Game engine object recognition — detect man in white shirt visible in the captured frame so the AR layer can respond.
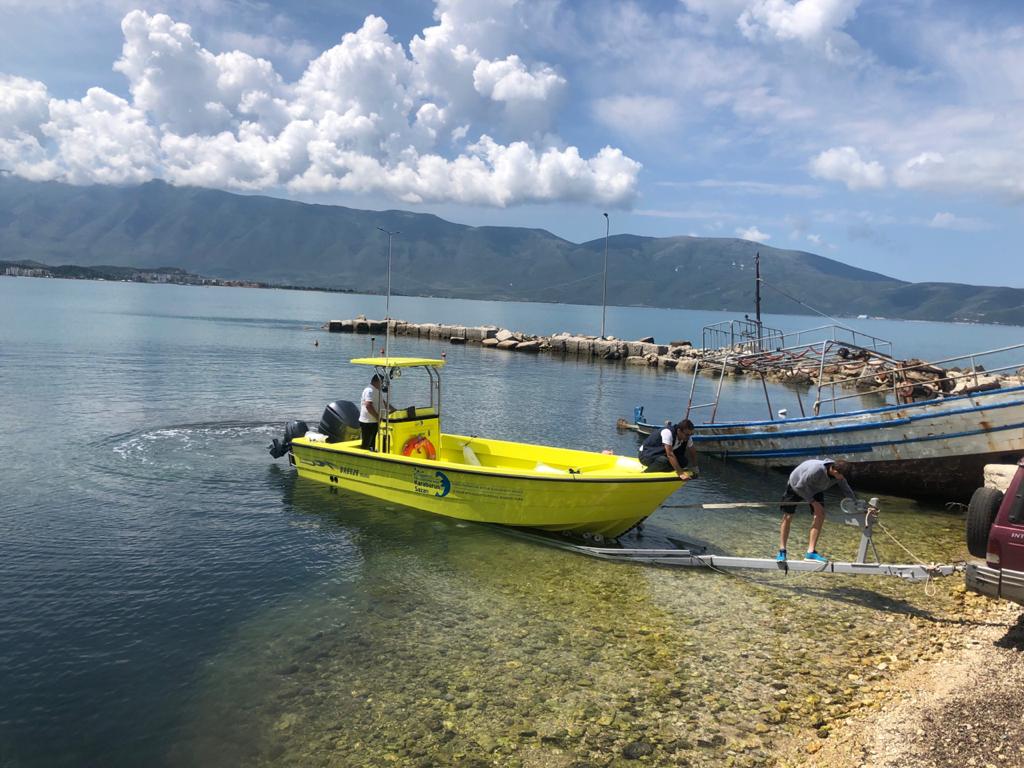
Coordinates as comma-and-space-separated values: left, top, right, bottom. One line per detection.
359, 374, 387, 450
638, 419, 699, 479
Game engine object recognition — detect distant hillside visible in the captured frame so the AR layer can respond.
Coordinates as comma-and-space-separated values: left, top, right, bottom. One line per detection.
1, 176, 1023, 324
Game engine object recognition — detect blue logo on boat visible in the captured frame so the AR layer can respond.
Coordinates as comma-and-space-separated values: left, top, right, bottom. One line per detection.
435, 470, 451, 497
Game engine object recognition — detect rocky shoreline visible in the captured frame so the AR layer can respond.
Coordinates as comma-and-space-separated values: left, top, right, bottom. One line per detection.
779, 594, 1024, 768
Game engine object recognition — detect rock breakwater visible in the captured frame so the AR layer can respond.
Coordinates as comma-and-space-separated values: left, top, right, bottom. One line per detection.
324, 317, 1023, 396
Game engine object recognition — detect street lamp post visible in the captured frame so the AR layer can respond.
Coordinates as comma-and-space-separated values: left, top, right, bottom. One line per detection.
376, 227, 399, 359
601, 212, 610, 339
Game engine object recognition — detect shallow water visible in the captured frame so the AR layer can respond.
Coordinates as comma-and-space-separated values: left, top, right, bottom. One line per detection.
0, 278, 990, 767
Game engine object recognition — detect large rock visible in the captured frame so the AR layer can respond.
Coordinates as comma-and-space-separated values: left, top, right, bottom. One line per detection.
626, 356, 655, 366
659, 356, 678, 369
637, 335, 655, 343
985, 464, 1017, 492
676, 358, 698, 373
481, 338, 500, 347
627, 341, 660, 357
495, 329, 515, 342
546, 337, 567, 353
516, 340, 541, 352
496, 339, 519, 350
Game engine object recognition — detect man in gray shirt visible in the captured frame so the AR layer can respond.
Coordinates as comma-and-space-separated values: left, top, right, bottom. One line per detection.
777, 458, 857, 563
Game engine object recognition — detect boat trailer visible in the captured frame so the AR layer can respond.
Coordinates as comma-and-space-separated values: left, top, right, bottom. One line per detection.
498, 500, 962, 583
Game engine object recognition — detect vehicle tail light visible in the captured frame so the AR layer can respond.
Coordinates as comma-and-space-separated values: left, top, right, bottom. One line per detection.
987, 541, 1001, 568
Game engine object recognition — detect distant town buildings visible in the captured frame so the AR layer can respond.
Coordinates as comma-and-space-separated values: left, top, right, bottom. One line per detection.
1, 262, 265, 289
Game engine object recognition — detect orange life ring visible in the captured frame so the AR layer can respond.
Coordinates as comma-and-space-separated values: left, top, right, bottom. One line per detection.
401, 435, 437, 460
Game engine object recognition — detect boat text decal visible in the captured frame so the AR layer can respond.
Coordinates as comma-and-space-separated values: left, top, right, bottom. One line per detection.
414, 468, 451, 497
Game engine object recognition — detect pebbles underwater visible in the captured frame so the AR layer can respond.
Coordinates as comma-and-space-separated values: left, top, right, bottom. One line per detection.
171, 477, 995, 768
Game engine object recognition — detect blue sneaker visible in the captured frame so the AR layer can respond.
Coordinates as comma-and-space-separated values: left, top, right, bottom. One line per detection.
804, 551, 828, 563
776, 549, 787, 562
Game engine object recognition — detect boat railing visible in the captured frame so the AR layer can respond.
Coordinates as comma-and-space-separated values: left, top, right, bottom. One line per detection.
701, 318, 785, 357
809, 342, 1024, 414
686, 321, 1024, 423
699, 323, 894, 365
781, 324, 894, 357
688, 327, 882, 422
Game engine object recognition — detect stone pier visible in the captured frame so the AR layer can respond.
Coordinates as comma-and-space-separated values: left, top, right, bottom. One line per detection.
323, 315, 694, 371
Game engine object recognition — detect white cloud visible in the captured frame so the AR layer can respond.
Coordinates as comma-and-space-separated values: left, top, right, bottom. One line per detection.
0, 75, 49, 137
893, 149, 1024, 202
42, 87, 159, 184
473, 55, 564, 102
113, 11, 284, 136
809, 146, 886, 190
0, 7, 639, 207
736, 225, 770, 241
288, 137, 640, 207
738, 0, 861, 44
928, 211, 987, 232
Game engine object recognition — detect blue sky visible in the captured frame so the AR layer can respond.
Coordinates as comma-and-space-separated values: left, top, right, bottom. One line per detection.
1, 0, 1022, 286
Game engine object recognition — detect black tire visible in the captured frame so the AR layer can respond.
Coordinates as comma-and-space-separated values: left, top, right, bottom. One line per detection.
966, 487, 1003, 558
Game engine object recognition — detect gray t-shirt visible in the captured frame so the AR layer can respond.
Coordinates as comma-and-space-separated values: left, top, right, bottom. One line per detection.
787, 459, 856, 502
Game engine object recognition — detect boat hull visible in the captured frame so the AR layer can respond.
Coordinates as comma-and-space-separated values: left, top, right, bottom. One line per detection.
678, 386, 1024, 500
289, 433, 682, 538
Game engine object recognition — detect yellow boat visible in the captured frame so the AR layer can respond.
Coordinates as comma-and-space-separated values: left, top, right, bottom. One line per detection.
269, 357, 685, 539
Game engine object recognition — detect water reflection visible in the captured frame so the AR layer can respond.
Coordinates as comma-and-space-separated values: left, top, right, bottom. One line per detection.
176, 472, 980, 768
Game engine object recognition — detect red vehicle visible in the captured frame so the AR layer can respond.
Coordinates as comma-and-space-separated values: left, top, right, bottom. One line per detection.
965, 459, 1024, 605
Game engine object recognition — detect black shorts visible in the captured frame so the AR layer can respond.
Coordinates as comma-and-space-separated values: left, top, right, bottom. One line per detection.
780, 485, 824, 515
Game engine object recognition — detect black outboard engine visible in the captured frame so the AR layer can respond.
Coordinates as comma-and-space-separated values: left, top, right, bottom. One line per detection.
269, 419, 309, 459
319, 400, 361, 443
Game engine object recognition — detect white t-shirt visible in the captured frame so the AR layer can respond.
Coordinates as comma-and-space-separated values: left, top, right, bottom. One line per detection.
660, 427, 693, 452
359, 385, 383, 423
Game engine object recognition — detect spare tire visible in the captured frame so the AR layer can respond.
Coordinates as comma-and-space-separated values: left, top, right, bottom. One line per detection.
966, 487, 1003, 558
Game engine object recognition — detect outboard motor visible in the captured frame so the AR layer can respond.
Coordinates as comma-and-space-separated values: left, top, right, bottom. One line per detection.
319, 400, 361, 443
269, 419, 309, 459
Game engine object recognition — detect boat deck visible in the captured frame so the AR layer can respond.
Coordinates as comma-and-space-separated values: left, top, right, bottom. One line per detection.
299, 432, 654, 479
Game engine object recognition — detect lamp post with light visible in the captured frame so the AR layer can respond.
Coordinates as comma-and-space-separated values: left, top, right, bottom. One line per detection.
601, 212, 609, 339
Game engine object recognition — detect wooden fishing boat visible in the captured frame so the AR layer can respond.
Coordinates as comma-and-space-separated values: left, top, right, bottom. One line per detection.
632, 321, 1024, 500
271, 357, 686, 538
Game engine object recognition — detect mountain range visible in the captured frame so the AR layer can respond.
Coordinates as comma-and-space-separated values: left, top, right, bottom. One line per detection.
1, 175, 1022, 325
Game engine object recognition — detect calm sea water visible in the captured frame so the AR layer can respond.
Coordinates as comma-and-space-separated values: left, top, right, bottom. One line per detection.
0, 278, 1017, 767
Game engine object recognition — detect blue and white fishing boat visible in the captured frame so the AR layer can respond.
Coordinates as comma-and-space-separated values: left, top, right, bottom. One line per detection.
634, 321, 1024, 500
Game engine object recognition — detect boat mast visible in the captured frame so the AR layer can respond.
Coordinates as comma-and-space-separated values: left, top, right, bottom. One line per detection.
755, 251, 763, 351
